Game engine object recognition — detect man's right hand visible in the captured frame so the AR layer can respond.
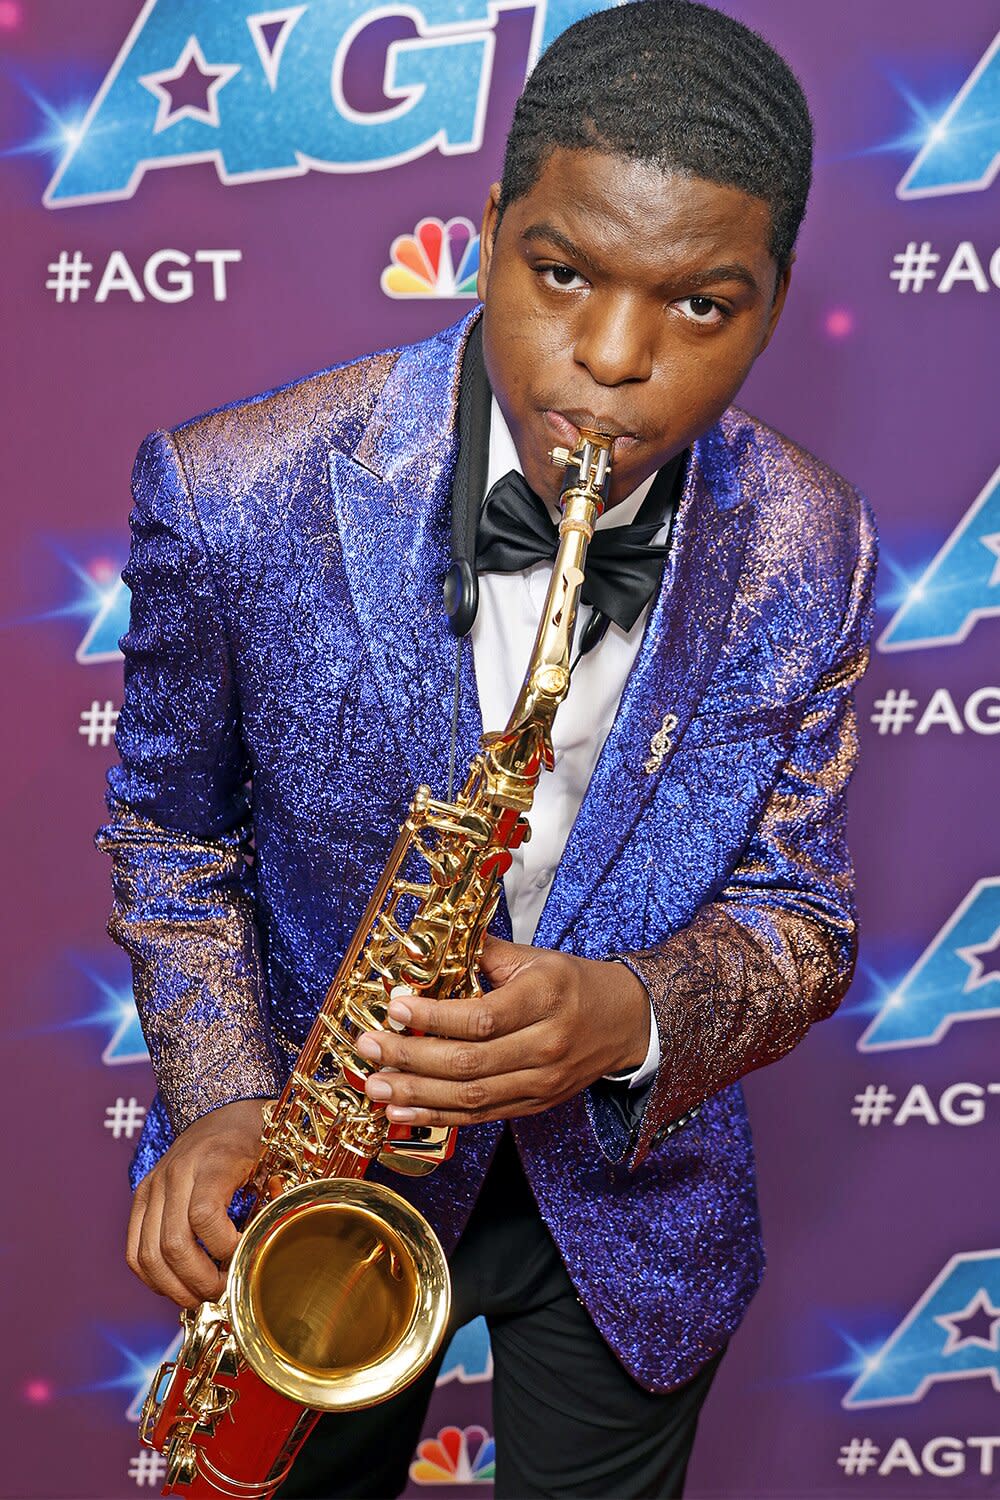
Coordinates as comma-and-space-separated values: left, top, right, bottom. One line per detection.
126, 1099, 269, 1309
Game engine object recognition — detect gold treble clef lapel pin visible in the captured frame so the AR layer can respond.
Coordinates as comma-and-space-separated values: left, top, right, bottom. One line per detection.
644, 712, 678, 774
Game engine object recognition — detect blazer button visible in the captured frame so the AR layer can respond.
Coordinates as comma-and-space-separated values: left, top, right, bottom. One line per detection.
651, 1105, 702, 1147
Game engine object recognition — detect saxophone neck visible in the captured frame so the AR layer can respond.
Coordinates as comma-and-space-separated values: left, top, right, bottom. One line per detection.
493, 431, 614, 762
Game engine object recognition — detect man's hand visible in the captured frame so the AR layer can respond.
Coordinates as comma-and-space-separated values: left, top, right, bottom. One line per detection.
358, 935, 651, 1125
126, 1098, 268, 1309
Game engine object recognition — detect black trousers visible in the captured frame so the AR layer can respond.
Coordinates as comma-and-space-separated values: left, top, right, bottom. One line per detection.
277, 1130, 724, 1500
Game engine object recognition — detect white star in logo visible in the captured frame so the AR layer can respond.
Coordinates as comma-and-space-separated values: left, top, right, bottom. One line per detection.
981, 533, 1000, 588
139, 36, 240, 136
956, 926, 1000, 992
935, 1290, 1000, 1355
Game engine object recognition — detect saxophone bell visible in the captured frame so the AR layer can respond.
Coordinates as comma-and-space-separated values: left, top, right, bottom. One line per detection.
227, 1177, 450, 1411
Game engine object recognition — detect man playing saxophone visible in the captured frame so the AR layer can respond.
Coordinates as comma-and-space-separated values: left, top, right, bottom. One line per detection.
99, 3, 877, 1495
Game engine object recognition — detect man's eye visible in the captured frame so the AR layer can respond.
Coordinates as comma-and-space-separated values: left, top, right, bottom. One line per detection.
675, 295, 725, 325
539, 264, 587, 290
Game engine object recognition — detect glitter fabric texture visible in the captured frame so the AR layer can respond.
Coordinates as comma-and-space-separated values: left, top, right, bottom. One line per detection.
97, 309, 876, 1392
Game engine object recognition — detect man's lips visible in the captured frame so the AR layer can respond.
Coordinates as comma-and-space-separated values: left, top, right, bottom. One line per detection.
542, 408, 642, 450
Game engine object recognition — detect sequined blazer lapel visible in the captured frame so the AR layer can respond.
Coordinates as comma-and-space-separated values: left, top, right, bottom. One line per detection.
326, 318, 488, 820
533, 421, 755, 949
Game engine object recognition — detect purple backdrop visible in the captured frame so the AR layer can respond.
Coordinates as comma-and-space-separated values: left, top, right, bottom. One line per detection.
3, 1, 999, 1496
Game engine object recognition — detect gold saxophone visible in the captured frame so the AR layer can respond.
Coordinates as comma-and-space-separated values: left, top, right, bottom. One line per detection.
139, 429, 614, 1498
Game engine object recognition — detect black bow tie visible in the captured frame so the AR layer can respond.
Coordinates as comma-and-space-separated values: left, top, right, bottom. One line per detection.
476, 459, 682, 633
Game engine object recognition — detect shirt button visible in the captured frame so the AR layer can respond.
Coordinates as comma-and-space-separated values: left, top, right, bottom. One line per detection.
535, 868, 555, 890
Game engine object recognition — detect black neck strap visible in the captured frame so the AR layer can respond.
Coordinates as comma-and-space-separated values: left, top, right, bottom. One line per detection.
443, 320, 489, 639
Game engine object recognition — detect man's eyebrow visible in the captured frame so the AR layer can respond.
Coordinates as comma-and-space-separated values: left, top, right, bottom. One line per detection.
521, 224, 761, 296
521, 222, 592, 265
683, 263, 761, 295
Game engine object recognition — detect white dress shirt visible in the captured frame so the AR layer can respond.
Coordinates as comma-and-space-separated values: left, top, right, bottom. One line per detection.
469, 399, 664, 1088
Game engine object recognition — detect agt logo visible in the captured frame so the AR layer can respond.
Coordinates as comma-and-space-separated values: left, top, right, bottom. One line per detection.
38, 546, 128, 663
97, 980, 149, 1066
435, 1315, 493, 1385
844, 1250, 1000, 1407
897, 30, 1000, 199
879, 462, 1000, 651
44, 0, 610, 208
126, 1331, 183, 1421
79, 570, 129, 662
68, 960, 149, 1065
860, 878, 1000, 1051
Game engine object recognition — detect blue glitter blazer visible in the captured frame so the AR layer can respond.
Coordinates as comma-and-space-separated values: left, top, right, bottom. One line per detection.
97, 309, 877, 1392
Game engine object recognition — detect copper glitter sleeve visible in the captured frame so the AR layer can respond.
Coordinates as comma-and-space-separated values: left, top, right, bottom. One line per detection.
95, 431, 283, 1143
617, 496, 878, 1171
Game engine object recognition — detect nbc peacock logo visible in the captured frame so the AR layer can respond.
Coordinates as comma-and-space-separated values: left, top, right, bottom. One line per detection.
381, 216, 480, 299
409, 1424, 496, 1485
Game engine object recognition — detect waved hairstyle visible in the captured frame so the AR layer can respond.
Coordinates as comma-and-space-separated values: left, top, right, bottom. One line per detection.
498, 0, 814, 269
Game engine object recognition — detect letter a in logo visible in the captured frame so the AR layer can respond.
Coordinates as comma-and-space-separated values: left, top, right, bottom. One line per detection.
897, 30, 1000, 198
844, 1251, 1000, 1407
436, 1316, 493, 1385
859, 879, 1000, 1050
878, 463, 1000, 651
45, 0, 613, 207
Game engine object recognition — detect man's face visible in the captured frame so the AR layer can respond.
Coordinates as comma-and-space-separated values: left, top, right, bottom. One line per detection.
476, 147, 791, 508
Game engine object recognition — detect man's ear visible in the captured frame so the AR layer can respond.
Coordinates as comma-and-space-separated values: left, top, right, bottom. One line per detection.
476, 182, 502, 302
758, 252, 794, 355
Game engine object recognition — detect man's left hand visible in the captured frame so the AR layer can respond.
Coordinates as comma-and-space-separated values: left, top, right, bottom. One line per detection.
357, 934, 651, 1125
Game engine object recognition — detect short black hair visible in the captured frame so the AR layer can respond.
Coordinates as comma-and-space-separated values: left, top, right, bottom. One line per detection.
498, 0, 813, 268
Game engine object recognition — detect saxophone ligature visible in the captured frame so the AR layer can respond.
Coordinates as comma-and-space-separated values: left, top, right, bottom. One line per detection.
138, 427, 615, 1499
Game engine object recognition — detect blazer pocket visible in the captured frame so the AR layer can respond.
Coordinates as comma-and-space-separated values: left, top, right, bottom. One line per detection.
682, 698, 807, 751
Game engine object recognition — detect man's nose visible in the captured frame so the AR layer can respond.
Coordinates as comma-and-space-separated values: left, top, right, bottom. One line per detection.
573, 296, 653, 386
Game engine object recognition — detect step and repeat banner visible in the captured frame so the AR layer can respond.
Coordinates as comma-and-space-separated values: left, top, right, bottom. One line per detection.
2, 1, 998, 1496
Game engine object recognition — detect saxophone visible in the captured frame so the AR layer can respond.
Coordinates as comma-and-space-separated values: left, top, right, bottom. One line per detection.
139, 429, 615, 1498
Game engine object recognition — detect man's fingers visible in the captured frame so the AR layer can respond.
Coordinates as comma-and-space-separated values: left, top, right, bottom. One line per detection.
156, 1172, 229, 1306
133, 1180, 206, 1309
478, 933, 531, 985
385, 991, 510, 1042
123, 1101, 270, 1311
361, 1023, 555, 1084
386, 971, 543, 1043
188, 1187, 240, 1264
126, 1179, 150, 1282
368, 1063, 558, 1121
